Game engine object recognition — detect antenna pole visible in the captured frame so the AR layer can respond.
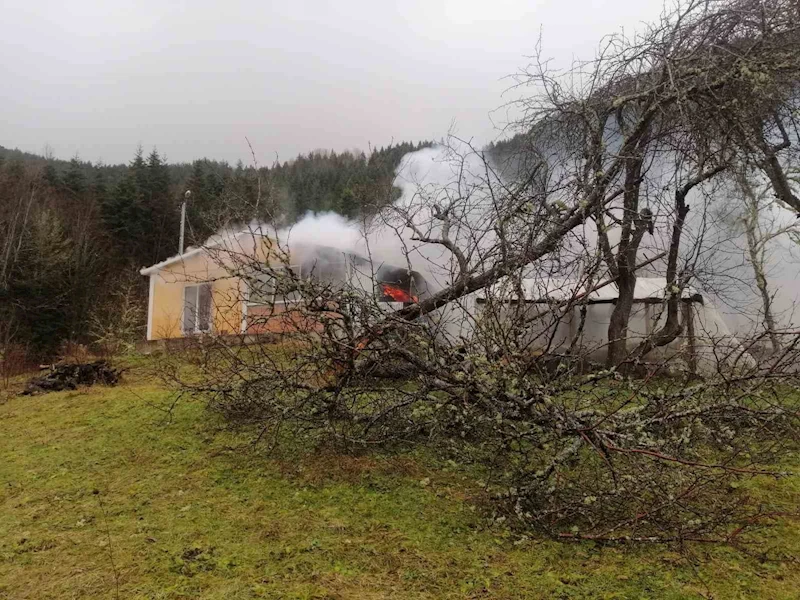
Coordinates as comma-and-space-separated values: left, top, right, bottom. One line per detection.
179, 190, 191, 254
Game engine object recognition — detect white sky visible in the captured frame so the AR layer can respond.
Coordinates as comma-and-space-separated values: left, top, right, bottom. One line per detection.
1, 0, 664, 165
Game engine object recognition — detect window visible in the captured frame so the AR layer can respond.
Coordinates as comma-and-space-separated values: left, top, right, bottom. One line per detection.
375, 269, 420, 305
246, 257, 354, 307
183, 284, 212, 334
247, 266, 302, 306
301, 258, 349, 288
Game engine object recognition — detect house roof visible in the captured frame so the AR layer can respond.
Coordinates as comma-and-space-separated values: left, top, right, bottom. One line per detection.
478, 277, 699, 304
139, 229, 374, 277
139, 245, 207, 276
139, 228, 268, 276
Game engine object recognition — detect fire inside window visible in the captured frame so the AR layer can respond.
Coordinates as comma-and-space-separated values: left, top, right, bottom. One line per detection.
378, 283, 418, 304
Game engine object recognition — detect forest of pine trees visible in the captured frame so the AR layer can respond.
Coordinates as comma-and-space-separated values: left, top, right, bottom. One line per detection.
0, 141, 431, 361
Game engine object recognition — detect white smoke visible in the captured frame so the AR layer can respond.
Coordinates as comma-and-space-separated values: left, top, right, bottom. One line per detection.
278, 211, 363, 254
704, 195, 800, 333
173, 139, 800, 336
269, 141, 496, 293
152, 145, 467, 292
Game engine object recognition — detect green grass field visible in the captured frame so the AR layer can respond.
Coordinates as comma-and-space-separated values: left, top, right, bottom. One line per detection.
1, 360, 798, 599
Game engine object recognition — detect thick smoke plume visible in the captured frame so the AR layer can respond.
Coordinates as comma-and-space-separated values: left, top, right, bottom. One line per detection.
173, 140, 800, 335
273, 142, 496, 293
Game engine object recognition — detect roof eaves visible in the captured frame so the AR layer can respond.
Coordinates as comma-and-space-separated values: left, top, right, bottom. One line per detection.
139, 246, 207, 276
139, 229, 262, 276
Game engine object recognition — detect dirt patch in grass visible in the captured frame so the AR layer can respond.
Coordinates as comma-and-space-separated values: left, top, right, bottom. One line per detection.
278, 453, 424, 486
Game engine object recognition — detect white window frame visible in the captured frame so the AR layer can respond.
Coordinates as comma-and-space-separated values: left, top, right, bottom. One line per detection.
183, 283, 213, 335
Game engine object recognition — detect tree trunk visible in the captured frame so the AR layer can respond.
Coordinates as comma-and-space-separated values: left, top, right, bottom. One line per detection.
746, 224, 782, 354
607, 272, 636, 367
603, 147, 648, 369
630, 163, 728, 361
740, 172, 782, 355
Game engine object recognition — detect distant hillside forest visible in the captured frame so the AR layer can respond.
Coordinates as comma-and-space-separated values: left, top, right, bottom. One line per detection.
0, 141, 431, 361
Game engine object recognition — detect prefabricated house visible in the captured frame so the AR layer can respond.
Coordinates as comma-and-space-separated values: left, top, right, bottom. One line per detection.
139, 232, 426, 341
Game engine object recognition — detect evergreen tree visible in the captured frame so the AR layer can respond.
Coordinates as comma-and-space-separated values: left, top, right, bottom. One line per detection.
7, 210, 74, 355
185, 159, 226, 244
63, 156, 87, 197
42, 163, 60, 189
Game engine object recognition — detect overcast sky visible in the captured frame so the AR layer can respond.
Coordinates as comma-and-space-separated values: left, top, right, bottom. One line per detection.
2, 0, 664, 165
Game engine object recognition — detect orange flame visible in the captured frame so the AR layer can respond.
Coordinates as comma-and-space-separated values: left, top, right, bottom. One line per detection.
380, 283, 418, 304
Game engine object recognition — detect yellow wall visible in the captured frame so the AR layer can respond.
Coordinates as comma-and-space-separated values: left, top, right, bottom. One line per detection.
147, 248, 249, 340
145, 236, 329, 340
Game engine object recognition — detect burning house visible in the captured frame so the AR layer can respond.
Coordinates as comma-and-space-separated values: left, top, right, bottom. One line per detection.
140, 223, 753, 375
139, 230, 427, 341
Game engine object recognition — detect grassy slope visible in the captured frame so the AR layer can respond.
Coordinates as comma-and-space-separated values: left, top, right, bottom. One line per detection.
1, 364, 798, 599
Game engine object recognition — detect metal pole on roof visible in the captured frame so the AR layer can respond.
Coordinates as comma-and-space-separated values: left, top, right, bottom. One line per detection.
179, 190, 191, 254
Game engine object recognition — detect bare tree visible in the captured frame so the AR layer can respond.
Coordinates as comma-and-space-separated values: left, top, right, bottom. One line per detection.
161, 0, 800, 542
728, 168, 799, 354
